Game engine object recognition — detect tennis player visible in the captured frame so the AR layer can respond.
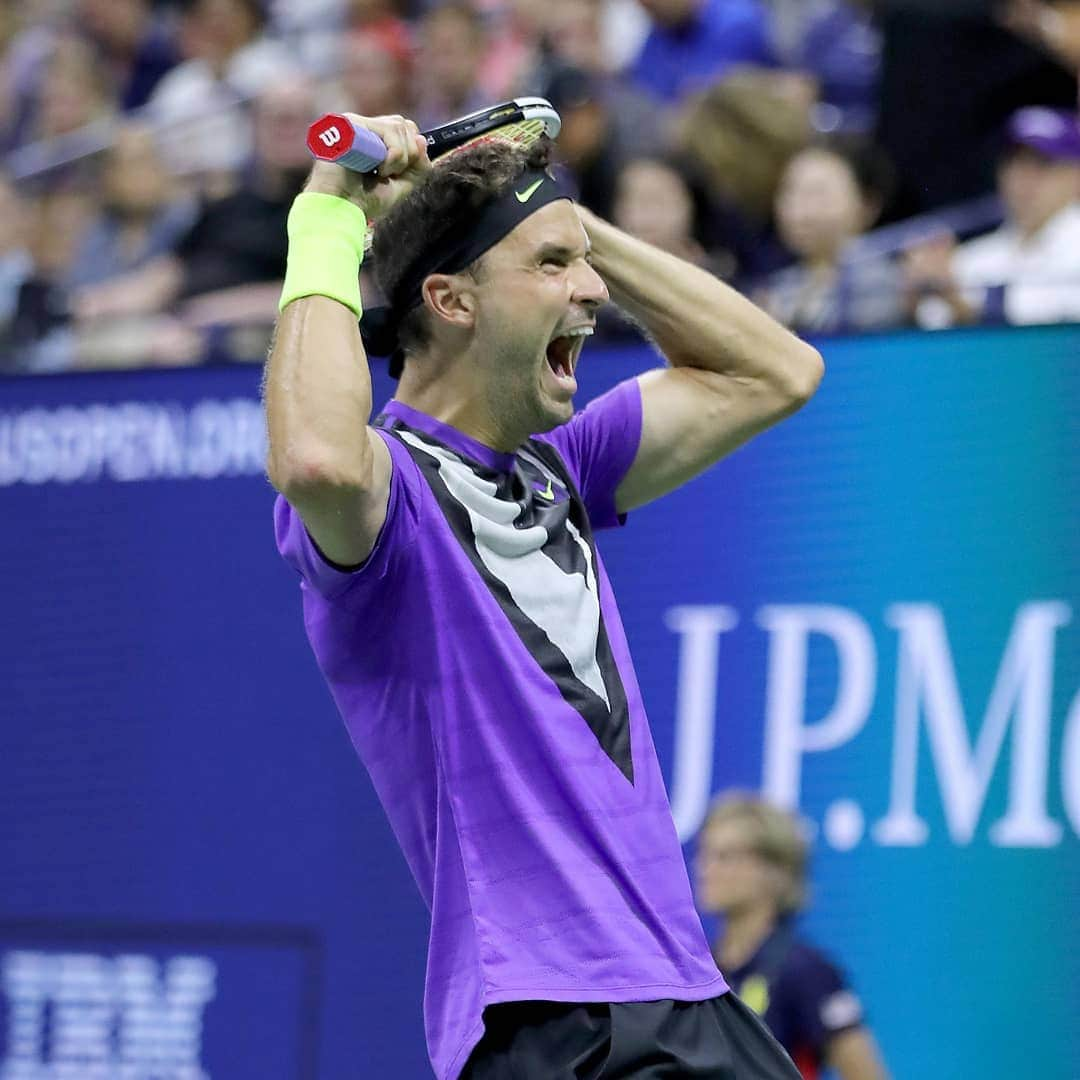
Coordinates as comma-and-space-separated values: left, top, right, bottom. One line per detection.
264, 112, 824, 1079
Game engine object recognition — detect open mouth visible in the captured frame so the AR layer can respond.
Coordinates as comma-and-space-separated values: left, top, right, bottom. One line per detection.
545, 326, 593, 381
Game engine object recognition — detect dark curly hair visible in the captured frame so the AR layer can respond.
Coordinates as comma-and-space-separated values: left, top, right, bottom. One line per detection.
372, 137, 554, 357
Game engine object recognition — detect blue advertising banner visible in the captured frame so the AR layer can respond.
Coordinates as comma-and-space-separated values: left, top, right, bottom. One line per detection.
0, 922, 318, 1079
2, 325, 1078, 1078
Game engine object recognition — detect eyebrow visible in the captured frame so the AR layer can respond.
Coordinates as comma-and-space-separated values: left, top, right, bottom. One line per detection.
534, 240, 592, 262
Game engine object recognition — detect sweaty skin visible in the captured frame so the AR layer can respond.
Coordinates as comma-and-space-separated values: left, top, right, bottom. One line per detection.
265, 111, 823, 575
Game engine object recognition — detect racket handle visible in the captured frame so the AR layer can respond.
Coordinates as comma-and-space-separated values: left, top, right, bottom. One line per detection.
306, 114, 388, 173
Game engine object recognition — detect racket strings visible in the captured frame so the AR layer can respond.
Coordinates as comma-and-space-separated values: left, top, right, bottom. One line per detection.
440, 118, 550, 158
362, 121, 550, 253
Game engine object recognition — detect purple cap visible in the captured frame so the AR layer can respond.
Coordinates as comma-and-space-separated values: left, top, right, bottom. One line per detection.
1007, 107, 1080, 161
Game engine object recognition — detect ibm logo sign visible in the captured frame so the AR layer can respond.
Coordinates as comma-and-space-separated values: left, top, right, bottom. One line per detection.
1, 951, 217, 1079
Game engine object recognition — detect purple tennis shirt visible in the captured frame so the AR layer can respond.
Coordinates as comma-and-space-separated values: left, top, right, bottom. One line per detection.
274, 379, 726, 1079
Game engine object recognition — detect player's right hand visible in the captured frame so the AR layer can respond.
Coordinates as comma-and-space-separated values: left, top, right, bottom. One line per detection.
304, 113, 431, 221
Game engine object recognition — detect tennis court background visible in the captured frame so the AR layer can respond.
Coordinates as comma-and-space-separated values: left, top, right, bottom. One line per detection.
2, 324, 1078, 1078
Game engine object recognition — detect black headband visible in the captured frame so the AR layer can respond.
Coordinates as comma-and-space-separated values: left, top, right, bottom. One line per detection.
360, 167, 571, 377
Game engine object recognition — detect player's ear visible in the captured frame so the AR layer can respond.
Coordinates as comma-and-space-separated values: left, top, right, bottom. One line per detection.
422, 274, 476, 330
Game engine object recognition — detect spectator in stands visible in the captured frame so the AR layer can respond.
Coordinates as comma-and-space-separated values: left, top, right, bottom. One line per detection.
0, 3, 16, 53
269, 0, 349, 74
629, 0, 775, 104
0, 173, 34, 365
541, 63, 665, 220
343, 0, 412, 71
532, 0, 653, 99
1, 14, 77, 151
412, 1, 489, 129
675, 68, 811, 279
874, 5, 1076, 220
3, 183, 99, 372
905, 106, 1080, 329
612, 154, 731, 275
347, 0, 412, 30
19, 30, 116, 149
0, 11, 15, 147
146, 0, 296, 194
76, 0, 180, 110
477, 0, 544, 99
332, 24, 412, 118
543, 0, 620, 74
68, 123, 195, 297
176, 73, 315, 312
480, 0, 647, 96
770, 0, 881, 136
1000, 0, 1080, 71
6, 148, 200, 374
597, 153, 734, 340
755, 140, 903, 335
74, 75, 317, 361
696, 794, 889, 1080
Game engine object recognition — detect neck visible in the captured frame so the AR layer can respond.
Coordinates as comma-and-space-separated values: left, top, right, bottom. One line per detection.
1017, 202, 1072, 242
717, 905, 779, 971
396, 359, 522, 453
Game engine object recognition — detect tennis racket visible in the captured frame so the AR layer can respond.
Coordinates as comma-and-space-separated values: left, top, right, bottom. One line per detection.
306, 97, 561, 173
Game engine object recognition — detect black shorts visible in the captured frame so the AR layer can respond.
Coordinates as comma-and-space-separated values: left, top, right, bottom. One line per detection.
460, 992, 802, 1079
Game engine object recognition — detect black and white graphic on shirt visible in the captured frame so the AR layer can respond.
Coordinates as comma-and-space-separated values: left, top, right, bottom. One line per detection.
389, 424, 633, 782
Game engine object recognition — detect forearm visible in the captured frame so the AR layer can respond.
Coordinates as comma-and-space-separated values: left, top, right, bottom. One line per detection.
910, 283, 982, 329
580, 209, 822, 397
265, 292, 375, 493
182, 282, 283, 328
938, 287, 981, 327
827, 1027, 890, 1080
73, 256, 183, 320
264, 119, 430, 496
264, 197, 373, 492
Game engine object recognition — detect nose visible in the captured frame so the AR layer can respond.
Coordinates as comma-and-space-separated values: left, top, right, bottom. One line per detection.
572, 258, 609, 309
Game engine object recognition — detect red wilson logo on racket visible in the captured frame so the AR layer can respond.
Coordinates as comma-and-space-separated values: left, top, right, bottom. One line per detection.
307, 115, 353, 161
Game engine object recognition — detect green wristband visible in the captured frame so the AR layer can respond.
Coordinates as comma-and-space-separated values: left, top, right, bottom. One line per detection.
279, 193, 368, 315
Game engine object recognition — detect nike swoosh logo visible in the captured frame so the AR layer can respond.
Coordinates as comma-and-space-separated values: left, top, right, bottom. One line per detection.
515, 178, 545, 203
535, 478, 555, 501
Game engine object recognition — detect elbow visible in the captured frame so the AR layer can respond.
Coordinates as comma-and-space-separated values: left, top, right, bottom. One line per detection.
266, 443, 372, 503
783, 342, 824, 406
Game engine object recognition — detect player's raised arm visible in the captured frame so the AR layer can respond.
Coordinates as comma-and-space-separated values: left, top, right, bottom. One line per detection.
263, 114, 430, 567
574, 206, 824, 514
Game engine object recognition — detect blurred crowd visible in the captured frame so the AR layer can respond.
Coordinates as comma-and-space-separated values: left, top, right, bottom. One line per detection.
2, 0, 1080, 373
